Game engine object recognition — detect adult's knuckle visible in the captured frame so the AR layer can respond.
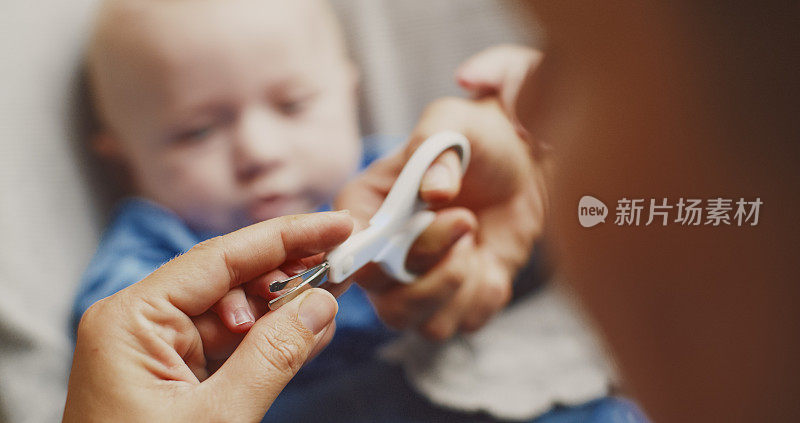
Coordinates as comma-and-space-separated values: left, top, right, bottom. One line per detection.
440, 267, 465, 292
376, 307, 407, 330
76, 297, 127, 343
460, 314, 488, 334
402, 287, 441, 311
189, 236, 239, 285
77, 300, 106, 333
484, 276, 512, 308
254, 326, 307, 376
420, 320, 453, 342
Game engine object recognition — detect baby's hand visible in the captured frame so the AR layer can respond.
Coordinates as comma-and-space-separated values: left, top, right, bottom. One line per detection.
336, 98, 546, 341
191, 221, 351, 370
204, 256, 323, 336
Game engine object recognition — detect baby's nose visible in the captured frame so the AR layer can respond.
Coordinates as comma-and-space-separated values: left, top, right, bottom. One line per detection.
233, 108, 291, 182
235, 157, 284, 183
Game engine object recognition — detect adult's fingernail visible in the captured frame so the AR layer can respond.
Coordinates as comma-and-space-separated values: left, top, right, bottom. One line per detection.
421, 163, 453, 192
450, 223, 472, 245
298, 290, 337, 334
457, 63, 483, 83
233, 307, 254, 326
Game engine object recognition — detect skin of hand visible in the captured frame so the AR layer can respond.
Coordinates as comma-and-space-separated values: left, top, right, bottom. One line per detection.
334, 97, 548, 341
192, 254, 333, 370
64, 211, 353, 422
456, 45, 543, 141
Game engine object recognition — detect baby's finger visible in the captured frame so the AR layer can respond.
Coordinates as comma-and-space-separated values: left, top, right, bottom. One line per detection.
419, 149, 463, 205
193, 312, 247, 362
212, 287, 255, 333
247, 293, 269, 320
194, 293, 270, 365
279, 254, 326, 276
245, 253, 329, 300
202, 304, 336, 366
406, 207, 477, 274
244, 269, 291, 300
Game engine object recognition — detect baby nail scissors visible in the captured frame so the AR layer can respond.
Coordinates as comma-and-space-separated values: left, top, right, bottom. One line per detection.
267, 131, 471, 310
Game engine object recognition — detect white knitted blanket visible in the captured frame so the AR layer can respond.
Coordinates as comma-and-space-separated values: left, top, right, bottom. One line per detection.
381, 285, 614, 421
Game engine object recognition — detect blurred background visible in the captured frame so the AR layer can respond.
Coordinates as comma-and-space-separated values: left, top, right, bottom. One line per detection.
0, 1, 537, 421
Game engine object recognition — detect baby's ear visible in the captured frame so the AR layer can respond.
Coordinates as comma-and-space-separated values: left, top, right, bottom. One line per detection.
92, 131, 123, 160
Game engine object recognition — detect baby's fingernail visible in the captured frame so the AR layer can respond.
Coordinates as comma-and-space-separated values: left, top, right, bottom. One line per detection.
298, 290, 337, 335
233, 307, 254, 326
283, 262, 307, 275
421, 163, 454, 192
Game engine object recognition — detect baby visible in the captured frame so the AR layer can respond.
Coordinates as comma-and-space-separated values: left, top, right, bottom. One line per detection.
75, 0, 490, 420
76, 0, 362, 331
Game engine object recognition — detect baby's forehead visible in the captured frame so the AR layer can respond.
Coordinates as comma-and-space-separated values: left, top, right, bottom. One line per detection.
91, 0, 343, 65
88, 0, 346, 107
87, 0, 348, 132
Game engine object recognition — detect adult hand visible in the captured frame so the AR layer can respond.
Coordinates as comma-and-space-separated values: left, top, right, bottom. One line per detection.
64, 211, 353, 422
456, 45, 543, 124
335, 97, 548, 341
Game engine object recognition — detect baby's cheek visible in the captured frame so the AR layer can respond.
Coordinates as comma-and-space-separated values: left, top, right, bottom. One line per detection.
161, 155, 243, 232
307, 136, 361, 202
326, 137, 361, 181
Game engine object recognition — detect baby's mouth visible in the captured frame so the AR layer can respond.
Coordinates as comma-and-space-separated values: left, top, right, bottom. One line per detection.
247, 194, 303, 222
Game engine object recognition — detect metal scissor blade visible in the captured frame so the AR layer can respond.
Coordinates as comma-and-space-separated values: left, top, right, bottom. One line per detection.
268, 261, 330, 311
269, 264, 325, 292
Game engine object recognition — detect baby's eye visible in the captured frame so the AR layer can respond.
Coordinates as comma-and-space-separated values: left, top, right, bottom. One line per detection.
275, 92, 317, 117
174, 125, 215, 144
276, 99, 307, 116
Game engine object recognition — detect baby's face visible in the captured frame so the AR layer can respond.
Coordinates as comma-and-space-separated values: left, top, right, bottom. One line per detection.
92, 0, 361, 234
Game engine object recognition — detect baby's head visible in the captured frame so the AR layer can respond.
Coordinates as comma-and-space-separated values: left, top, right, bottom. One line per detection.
87, 0, 361, 234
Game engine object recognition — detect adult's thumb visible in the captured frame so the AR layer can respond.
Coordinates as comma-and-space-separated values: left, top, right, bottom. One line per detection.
419, 149, 463, 205
199, 288, 337, 421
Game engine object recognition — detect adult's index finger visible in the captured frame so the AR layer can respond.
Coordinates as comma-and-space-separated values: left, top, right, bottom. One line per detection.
130, 211, 353, 316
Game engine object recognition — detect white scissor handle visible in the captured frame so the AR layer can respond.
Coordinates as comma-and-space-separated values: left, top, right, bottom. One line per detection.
327, 131, 471, 283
